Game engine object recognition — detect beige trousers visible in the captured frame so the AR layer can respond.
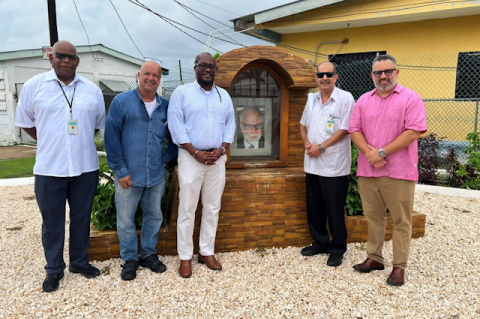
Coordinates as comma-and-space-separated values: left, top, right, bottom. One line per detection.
177, 148, 226, 260
358, 176, 415, 269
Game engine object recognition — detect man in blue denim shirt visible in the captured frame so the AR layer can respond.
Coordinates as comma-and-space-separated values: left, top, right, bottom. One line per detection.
105, 62, 177, 281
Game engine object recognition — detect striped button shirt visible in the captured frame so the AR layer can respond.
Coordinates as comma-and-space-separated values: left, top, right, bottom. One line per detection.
167, 81, 236, 150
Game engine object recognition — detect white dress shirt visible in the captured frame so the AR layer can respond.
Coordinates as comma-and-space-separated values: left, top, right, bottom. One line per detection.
243, 138, 259, 149
300, 87, 355, 177
15, 69, 106, 177
168, 81, 235, 150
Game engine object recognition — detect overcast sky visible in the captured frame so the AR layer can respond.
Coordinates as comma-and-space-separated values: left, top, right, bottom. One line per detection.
0, 0, 294, 70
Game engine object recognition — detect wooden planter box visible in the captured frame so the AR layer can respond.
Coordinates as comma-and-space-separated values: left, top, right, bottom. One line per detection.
88, 168, 426, 261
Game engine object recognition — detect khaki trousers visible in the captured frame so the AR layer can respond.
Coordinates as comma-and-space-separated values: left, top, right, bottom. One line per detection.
358, 177, 415, 269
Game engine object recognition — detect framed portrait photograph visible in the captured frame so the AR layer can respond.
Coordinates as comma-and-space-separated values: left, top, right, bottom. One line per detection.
231, 97, 273, 157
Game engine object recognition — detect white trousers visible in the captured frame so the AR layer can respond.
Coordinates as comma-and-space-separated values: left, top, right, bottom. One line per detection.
177, 148, 226, 260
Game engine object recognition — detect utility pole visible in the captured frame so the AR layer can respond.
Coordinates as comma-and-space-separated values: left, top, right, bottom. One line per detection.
47, 0, 59, 46
179, 60, 184, 85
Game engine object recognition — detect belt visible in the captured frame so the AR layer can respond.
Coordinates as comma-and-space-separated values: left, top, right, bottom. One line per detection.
199, 148, 215, 152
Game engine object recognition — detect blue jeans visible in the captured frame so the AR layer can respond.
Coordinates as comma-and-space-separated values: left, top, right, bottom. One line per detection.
115, 178, 165, 261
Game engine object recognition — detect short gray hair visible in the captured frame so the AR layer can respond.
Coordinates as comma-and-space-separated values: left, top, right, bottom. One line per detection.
239, 106, 262, 122
372, 54, 397, 71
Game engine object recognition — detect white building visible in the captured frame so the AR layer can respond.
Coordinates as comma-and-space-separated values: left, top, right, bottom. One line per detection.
0, 44, 168, 145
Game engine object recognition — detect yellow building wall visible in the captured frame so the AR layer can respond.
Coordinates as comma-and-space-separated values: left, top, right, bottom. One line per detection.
277, 15, 480, 141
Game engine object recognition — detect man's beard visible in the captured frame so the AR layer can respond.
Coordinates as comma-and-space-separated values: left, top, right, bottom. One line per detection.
374, 78, 397, 92
198, 75, 214, 87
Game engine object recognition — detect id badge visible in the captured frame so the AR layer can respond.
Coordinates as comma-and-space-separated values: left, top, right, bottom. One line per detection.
69, 119, 78, 135
327, 119, 335, 133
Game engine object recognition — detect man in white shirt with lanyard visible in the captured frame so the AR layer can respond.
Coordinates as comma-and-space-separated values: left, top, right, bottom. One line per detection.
168, 52, 236, 278
15, 41, 106, 292
299, 61, 355, 267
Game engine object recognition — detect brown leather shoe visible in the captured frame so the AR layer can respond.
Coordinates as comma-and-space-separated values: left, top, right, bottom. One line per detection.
179, 260, 192, 278
387, 267, 405, 286
198, 254, 222, 271
353, 258, 385, 273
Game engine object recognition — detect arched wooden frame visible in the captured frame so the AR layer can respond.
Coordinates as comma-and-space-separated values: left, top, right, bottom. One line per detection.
225, 63, 289, 168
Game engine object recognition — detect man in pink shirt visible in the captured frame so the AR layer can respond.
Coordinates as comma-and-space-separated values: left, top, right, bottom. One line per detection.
348, 54, 427, 286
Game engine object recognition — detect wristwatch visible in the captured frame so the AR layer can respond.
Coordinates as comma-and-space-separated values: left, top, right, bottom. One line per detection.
379, 148, 387, 158
220, 146, 227, 155
319, 144, 326, 153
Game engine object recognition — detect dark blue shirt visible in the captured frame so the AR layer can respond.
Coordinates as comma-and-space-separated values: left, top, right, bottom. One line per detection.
105, 88, 177, 187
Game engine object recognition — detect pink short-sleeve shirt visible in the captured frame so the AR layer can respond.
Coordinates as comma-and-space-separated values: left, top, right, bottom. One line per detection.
348, 84, 427, 181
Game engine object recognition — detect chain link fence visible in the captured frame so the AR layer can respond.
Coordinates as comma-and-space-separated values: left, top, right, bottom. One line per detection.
162, 64, 196, 100
93, 54, 478, 160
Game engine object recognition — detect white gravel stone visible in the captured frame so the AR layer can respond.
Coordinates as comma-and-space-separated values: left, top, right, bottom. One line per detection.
1, 185, 479, 318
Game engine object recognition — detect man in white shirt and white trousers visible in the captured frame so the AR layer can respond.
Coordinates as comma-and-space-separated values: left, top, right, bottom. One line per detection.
299, 61, 355, 267
15, 41, 106, 292
168, 52, 235, 278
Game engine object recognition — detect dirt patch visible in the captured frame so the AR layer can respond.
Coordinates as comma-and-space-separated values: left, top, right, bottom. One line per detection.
0, 145, 36, 161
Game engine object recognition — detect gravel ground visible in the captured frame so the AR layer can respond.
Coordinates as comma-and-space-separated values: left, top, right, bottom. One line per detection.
1, 185, 479, 319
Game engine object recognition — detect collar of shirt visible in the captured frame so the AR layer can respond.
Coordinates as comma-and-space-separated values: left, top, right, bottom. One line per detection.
44, 69, 83, 86
194, 80, 217, 93
315, 87, 339, 105
132, 87, 163, 107
370, 83, 404, 97
244, 137, 259, 149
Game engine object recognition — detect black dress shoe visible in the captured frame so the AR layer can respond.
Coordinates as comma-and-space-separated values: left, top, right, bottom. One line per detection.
42, 273, 64, 292
301, 245, 329, 256
140, 255, 167, 273
68, 263, 101, 279
327, 255, 343, 267
121, 260, 139, 281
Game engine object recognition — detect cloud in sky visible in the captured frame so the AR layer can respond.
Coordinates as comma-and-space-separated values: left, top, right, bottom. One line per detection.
0, 0, 294, 69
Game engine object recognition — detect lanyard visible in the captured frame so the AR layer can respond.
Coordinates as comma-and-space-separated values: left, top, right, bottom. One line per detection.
214, 86, 222, 103
57, 80, 77, 119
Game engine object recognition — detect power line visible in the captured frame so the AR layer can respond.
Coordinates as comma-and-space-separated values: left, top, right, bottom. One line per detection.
127, 0, 223, 53
192, 0, 241, 16
174, 0, 244, 47
72, 0, 94, 57
174, 0, 232, 28
127, 0, 243, 51
109, 0, 145, 59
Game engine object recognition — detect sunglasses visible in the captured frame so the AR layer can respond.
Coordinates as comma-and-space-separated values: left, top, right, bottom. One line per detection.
372, 69, 396, 77
195, 63, 218, 71
52, 52, 79, 61
316, 72, 336, 78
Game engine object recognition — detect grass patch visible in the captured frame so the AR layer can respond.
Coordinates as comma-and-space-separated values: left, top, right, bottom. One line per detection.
0, 156, 109, 179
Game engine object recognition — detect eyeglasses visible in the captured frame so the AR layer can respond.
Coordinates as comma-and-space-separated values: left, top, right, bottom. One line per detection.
372, 69, 396, 77
52, 52, 79, 61
195, 63, 218, 71
316, 72, 336, 78
241, 123, 263, 130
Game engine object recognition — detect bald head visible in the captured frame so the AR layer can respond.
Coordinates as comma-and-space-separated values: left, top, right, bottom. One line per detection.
316, 61, 338, 93
140, 61, 162, 75
52, 40, 77, 54
49, 40, 79, 85
138, 61, 162, 99
317, 61, 336, 74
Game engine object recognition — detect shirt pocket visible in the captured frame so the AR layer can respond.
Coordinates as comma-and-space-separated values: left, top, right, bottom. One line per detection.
74, 93, 97, 114
155, 118, 168, 139
324, 146, 340, 169
325, 112, 341, 135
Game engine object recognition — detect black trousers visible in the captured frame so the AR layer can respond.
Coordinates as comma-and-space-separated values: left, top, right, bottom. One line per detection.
306, 173, 348, 257
35, 170, 99, 274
